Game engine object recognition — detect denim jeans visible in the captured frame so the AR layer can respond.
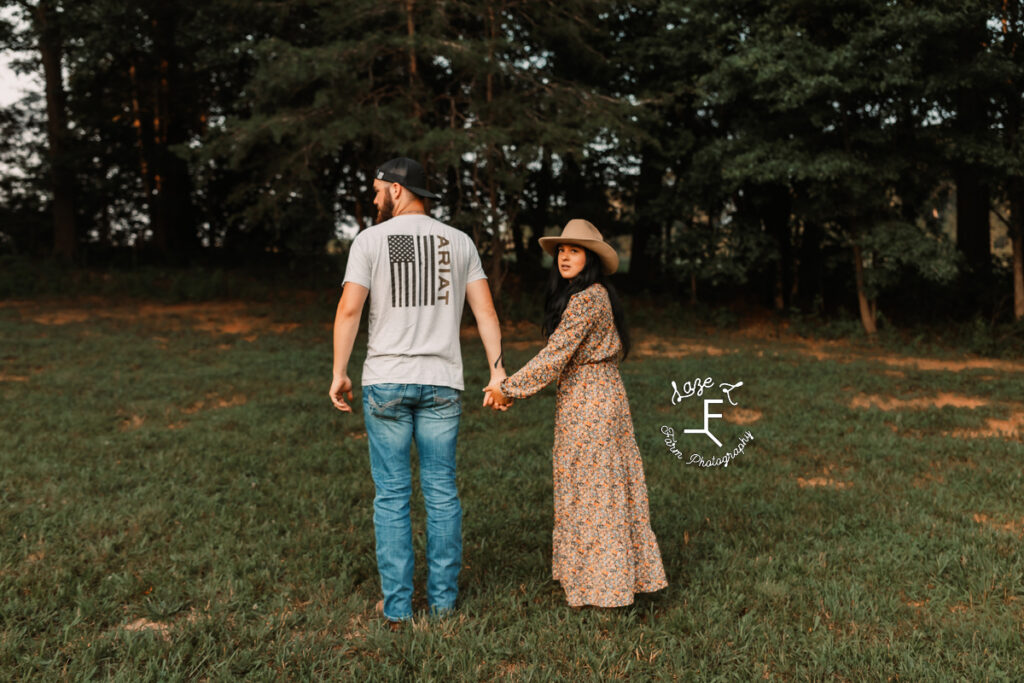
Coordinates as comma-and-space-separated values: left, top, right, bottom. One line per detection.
362, 383, 462, 621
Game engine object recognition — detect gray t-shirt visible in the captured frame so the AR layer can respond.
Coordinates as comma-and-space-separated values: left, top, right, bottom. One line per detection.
342, 214, 487, 390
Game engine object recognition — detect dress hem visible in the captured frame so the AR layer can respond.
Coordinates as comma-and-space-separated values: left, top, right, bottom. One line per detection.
561, 580, 669, 608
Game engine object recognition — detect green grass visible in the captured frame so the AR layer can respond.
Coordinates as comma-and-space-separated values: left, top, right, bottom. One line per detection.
2, 294, 1023, 680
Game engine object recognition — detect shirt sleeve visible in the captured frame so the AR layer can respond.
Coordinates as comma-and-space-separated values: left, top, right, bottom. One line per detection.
342, 232, 373, 288
465, 237, 487, 283
500, 288, 595, 399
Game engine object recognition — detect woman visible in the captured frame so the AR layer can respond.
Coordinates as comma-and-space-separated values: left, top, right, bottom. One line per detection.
484, 219, 667, 608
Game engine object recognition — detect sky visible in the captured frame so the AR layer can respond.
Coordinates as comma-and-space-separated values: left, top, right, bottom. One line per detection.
0, 56, 36, 107
0, 4, 37, 108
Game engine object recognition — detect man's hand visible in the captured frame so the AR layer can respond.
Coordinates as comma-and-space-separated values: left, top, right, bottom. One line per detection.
482, 383, 512, 411
331, 283, 368, 414
330, 374, 355, 412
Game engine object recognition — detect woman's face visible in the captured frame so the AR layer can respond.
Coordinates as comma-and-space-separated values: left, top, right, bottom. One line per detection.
557, 243, 587, 279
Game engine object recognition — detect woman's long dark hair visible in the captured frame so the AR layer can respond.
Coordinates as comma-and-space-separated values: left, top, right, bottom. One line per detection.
542, 248, 631, 360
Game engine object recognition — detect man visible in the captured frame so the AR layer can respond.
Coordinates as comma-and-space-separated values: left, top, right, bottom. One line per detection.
329, 157, 506, 626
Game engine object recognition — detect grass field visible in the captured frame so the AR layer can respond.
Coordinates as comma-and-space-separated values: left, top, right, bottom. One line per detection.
2, 292, 1023, 680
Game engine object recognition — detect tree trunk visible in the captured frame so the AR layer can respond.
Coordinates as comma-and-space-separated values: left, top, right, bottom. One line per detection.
1001, 3, 1023, 320
487, 196, 507, 311
405, 0, 422, 122
150, 7, 196, 261
482, 3, 504, 308
852, 243, 877, 335
760, 185, 792, 311
510, 219, 526, 267
1011, 189, 1024, 320
1013, 232, 1023, 320
517, 146, 552, 271
35, 1, 76, 264
953, 14, 992, 305
955, 169, 991, 283
129, 60, 155, 248
796, 221, 824, 313
629, 148, 663, 290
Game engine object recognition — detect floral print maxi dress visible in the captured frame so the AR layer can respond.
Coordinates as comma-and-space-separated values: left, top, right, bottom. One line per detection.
500, 283, 668, 607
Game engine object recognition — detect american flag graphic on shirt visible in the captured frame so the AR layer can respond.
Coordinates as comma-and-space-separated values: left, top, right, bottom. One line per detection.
388, 234, 436, 307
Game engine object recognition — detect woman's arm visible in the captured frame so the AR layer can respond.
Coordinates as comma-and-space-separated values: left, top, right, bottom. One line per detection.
497, 287, 596, 400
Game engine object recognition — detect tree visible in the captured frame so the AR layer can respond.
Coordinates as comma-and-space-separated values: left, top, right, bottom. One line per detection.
65, 1, 251, 260
3, 0, 78, 262
0, 101, 48, 255
990, 0, 1024, 320
692, 0, 961, 333
203, 0, 623, 286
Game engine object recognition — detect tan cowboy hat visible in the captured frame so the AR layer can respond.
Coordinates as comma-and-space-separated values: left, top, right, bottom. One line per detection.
538, 219, 619, 275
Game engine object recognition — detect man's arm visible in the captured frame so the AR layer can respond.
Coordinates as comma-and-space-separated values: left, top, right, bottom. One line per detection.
465, 278, 506, 387
330, 282, 369, 412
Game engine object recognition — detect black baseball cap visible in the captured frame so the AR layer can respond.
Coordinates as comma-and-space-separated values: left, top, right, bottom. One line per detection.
374, 157, 441, 200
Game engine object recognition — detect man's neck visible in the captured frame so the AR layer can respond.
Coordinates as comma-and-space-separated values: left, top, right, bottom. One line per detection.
393, 202, 427, 217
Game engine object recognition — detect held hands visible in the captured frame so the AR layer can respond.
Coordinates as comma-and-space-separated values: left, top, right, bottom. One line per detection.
329, 374, 354, 412
482, 381, 513, 411
482, 367, 512, 412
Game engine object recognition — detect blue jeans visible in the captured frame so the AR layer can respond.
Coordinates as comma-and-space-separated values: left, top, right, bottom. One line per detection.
362, 383, 462, 621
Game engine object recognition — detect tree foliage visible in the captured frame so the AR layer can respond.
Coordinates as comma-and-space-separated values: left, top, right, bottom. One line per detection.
1, 0, 1022, 326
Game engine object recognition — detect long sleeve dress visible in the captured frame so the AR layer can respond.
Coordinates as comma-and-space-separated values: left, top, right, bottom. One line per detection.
500, 283, 668, 607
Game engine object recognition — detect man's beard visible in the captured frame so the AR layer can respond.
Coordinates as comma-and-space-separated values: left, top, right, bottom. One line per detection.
375, 193, 394, 224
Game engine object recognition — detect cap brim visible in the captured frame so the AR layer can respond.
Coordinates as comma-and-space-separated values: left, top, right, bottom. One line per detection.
406, 185, 441, 200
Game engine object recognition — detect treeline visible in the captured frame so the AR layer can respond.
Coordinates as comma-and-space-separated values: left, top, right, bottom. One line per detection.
1, 1, 1022, 330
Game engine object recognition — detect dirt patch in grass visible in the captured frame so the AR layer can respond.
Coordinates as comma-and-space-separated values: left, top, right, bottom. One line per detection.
972, 513, 1024, 536
183, 393, 248, 414
586, 325, 1024, 375
31, 310, 92, 325
912, 469, 946, 488
797, 477, 853, 490
850, 392, 1024, 440
741, 331, 1024, 373
119, 414, 146, 431
497, 661, 529, 676
799, 344, 1024, 373
798, 466, 853, 490
0, 373, 30, 382
872, 356, 1024, 373
849, 393, 989, 411
633, 336, 733, 358
119, 607, 205, 642
733, 315, 792, 339
725, 408, 762, 424
123, 618, 172, 640
951, 411, 1024, 439
0, 363, 47, 382
15, 299, 301, 339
